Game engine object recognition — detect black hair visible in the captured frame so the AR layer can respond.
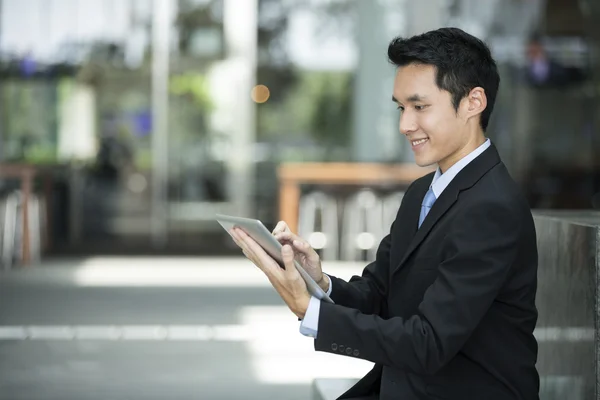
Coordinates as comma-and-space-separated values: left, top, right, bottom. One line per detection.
528, 32, 543, 45
388, 27, 500, 131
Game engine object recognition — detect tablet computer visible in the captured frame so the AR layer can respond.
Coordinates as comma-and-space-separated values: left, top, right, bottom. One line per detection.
216, 214, 334, 304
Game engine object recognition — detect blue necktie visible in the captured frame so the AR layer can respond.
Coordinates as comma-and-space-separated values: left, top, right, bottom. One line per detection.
419, 188, 436, 228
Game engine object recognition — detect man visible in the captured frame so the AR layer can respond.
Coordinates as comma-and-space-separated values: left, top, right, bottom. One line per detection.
525, 33, 585, 88
231, 27, 539, 399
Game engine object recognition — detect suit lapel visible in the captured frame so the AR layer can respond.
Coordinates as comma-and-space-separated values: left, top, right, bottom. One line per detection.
400, 178, 428, 244
392, 182, 459, 276
392, 143, 502, 276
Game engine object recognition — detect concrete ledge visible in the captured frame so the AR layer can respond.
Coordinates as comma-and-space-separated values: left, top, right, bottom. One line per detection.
312, 378, 358, 400
312, 375, 585, 399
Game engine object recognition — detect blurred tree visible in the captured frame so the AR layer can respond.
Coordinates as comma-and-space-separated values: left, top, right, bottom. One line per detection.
169, 72, 213, 111
177, 0, 223, 59
258, 71, 352, 159
309, 73, 353, 154
254, 0, 356, 157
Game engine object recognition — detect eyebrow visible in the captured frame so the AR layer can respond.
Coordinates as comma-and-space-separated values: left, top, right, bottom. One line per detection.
392, 94, 427, 103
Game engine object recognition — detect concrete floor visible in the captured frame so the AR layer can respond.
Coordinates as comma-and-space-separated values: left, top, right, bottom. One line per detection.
0, 257, 373, 400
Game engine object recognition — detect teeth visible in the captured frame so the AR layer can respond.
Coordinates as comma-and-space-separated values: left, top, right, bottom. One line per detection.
412, 138, 428, 146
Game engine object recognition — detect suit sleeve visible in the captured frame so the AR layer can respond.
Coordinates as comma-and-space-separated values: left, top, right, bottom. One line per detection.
314, 201, 521, 375
326, 232, 391, 315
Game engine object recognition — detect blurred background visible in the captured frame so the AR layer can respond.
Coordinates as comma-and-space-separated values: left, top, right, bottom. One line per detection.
0, 0, 599, 399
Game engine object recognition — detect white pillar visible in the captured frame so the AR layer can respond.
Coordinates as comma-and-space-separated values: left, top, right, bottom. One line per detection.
151, 0, 173, 247
222, 0, 257, 217
353, 0, 408, 163
406, 0, 446, 35
57, 82, 97, 161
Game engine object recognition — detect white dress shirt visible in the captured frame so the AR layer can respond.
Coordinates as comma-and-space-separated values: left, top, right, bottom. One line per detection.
299, 139, 492, 338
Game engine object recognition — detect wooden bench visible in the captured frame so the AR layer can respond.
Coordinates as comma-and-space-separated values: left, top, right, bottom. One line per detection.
277, 163, 433, 233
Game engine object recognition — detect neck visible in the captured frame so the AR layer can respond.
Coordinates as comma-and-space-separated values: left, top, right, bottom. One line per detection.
438, 133, 486, 173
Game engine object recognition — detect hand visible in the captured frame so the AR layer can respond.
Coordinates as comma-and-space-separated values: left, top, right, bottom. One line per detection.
229, 227, 311, 318
272, 221, 329, 293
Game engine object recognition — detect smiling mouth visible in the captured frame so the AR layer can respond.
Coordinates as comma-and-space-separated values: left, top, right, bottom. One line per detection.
411, 138, 429, 146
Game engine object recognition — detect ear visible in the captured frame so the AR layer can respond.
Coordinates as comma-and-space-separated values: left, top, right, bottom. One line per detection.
463, 87, 487, 123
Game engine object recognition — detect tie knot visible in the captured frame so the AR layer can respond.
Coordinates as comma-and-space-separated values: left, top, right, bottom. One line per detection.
422, 188, 436, 208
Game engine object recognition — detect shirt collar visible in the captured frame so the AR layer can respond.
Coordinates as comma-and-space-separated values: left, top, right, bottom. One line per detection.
430, 139, 491, 198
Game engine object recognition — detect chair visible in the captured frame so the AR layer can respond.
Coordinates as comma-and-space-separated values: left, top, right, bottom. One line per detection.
1, 191, 18, 269
1, 190, 44, 269
341, 189, 383, 261
298, 191, 339, 261
381, 191, 405, 237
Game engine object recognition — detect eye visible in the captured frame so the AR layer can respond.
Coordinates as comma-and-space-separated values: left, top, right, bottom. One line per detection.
397, 105, 405, 112
415, 105, 428, 111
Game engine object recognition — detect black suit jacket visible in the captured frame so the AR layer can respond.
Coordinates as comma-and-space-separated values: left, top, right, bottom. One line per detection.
315, 144, 539, 400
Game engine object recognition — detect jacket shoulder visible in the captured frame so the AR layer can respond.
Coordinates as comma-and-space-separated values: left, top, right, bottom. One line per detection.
408, 171, 435, 192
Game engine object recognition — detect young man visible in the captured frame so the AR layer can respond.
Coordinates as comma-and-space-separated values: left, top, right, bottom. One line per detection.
231, 27, 539, 399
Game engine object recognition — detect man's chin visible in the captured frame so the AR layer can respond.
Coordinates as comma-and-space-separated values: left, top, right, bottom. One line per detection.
414, 158, 437, 168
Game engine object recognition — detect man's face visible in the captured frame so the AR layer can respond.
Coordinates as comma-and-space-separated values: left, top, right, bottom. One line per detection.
526, 42, 545, 62
393, 63, 471, 172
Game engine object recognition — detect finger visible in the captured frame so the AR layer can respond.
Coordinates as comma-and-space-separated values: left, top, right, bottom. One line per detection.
281, 244, 298, 278
275, 231, 309, 250
230, 228, 246, 243
228, 228, 236, 240
236, 228, 282, 276
230, 229, 252, 256
273, 231, 302, 242
229, 234, 246, 253
292, 239, 321, 265
273, 232, 294, 247
271, 221, 284, 234
272, 221, 290, 235
231, 229, 257, 259
276, 232, 319, 261
229, 229, 242, 246
273, 233, 293, 248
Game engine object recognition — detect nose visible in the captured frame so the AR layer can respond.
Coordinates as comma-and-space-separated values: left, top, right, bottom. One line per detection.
399, 110, 417, 136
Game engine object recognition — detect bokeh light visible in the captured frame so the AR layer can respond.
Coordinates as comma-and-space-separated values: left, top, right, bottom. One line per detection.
251, 84, 270, 103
